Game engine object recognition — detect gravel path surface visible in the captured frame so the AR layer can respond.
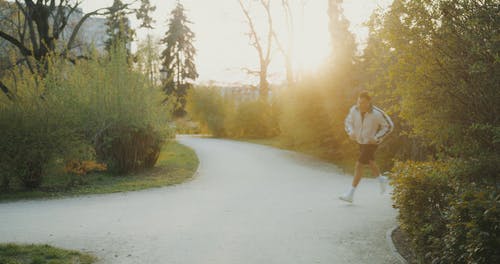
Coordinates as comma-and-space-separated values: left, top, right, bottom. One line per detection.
0, 135, 398, 263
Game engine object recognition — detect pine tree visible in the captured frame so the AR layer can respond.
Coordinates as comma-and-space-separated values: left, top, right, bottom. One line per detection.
161, 1, 198, 117
105, 0, 135, 54
136, 0, 156, 29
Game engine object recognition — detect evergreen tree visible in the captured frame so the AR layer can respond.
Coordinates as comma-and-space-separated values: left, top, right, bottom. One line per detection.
136, 34, 161, 85
105, 0, 135, 54
136, 0, 157, 29
161, 2, 198, 117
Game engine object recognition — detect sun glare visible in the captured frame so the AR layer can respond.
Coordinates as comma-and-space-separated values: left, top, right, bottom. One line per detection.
271, 0, 331, 77
293, 27, 330, 74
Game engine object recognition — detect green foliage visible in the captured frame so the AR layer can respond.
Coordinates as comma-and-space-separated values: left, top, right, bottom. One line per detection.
391, 159, 500, 263
161, 2, 198, 117
0, 243, 96, 264
366, 0, 499, 157
136, 0, 157, 29
391, 161, 453, 262
441, 186, 499, 264
95, 125, 164, 174
0, 141, 198, 202
0, 56, 82, 189
105, 0, 135, 54
187, 86, 279, 139
186, 86, 227, 136
225, 99, 279, 139
135, 35, 162, 85
0, 45, 171, 190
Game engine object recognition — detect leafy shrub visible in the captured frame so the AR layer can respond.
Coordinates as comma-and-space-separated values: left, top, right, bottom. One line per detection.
391, 161, 453, 262
95, 124, 164, 174
0, 46, 171, 189
0, 58, 80, 189
187, 86, 279, 139
186, 86, 227, 136
441, 186, 499, 264
225, 99, 279, 139
391, 159, 500, 263
51, 46, 171, 174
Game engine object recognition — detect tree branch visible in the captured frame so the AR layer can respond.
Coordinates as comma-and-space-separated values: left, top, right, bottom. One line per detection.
238, 0, 264, 61
15, 0, 39, 55
0, 30, 32, 56
0, 80, 15, 100
63, 7, 108, 54
261, 0, 273, 65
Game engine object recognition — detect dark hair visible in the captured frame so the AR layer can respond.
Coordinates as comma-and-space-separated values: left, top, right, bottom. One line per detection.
358, 91, 371, 100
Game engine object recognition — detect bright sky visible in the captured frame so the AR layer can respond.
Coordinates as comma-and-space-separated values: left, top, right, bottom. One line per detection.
80, 0, 392, 85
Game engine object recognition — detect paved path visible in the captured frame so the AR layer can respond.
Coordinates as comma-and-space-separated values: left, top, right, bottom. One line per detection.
0, 136, 398, 263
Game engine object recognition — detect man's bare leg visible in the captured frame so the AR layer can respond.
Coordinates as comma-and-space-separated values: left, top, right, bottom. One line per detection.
352, 161, 364, 187
340, 162, 364, 202
368, 160, 381, 177
370, 160, 387, 193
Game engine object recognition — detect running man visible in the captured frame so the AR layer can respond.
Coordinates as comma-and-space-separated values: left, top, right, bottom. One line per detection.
339, 91, 394, 203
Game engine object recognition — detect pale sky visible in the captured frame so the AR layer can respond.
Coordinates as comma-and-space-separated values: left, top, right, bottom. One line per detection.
80, 0, 392, 85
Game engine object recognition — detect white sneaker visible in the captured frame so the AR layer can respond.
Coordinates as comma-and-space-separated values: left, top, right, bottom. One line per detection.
378, 175, 388, 194
339, 192, 353, 203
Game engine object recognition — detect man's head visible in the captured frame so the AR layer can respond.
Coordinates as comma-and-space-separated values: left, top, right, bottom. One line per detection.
357, 91, 372, 113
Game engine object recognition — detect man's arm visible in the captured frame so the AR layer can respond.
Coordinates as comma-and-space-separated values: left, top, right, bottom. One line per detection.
374, 107, 394, 142
345, 107, 355, 138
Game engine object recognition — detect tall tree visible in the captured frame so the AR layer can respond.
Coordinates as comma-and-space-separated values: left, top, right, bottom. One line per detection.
161, 1, 198, 117
105, 0, 135, 54
368, 0, 499, 157
136, 0, 156, 29
238, 0, 274, 99
136, 34, 161, 85
273, 0, 295, 85
0, 0, 154, 100
328, 0, 356, 68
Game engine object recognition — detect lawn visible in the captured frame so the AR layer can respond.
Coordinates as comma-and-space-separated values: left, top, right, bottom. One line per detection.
0, 141, 199, 202
0, 244, 96, 264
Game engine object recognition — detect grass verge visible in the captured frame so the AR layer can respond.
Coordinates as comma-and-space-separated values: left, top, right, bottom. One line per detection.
0, 243, 96, 264
0, 141, 199, 202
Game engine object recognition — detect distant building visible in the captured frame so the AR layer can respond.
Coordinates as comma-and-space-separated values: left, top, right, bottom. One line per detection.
197, 84, 282, 103
63, 9, 109, 55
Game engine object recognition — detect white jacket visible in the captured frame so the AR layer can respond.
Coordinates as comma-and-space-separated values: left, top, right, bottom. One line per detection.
344, 105, 394, 145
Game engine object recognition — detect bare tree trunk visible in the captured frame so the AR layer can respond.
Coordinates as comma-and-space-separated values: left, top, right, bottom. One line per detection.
238, 0, 274, 100
0, 1, 123, 98
259, 65, 269, 98
273, 0, 294, 85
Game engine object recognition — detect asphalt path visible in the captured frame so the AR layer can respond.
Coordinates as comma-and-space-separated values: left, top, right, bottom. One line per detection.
0, 135, 399, 263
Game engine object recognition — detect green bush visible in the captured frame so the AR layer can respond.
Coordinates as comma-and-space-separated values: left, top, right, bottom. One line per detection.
391, 159, 500, 264
0, 109, 74, 189
95, 124, 164, 174
186, 86, 227, 136
61, 47, 171, 174
391, 161, 453, 263
225, 99, 279, 139
441, 185, 499, 264
0, 46, 171, 189
187, 86, 279, 139
0, 58, 81, 189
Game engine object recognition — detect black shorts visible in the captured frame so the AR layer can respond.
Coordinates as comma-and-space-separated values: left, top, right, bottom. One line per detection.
358, 144, 378, 164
